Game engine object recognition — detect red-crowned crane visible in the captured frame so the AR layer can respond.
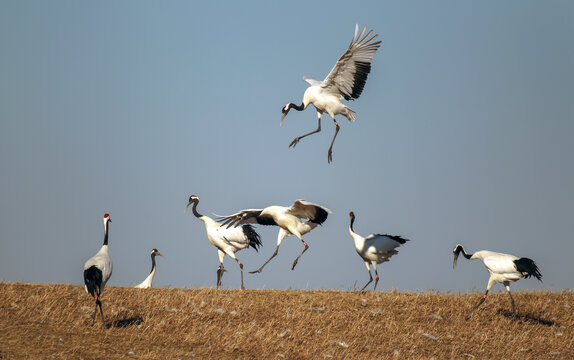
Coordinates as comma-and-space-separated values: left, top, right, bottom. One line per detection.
83, 213, 113, 327
185, 195, 262, 289
349, 211, 409, 292
281, 24, 381, 163
217, 200, 331, 272
135, 248, 164, 289
453, 244, 542, 320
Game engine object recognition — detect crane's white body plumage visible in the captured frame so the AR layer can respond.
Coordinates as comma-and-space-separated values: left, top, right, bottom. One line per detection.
351, 233, 403, 265
349, 212, 408, 292
135, 267, 155, 289
199, 215, 258, 263
281, 24, 381, 163
83, 245, 113, 292
471, 250, 524, 286
218, 200, 331, 272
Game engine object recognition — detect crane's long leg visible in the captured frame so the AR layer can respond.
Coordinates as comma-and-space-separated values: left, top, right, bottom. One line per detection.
250, 246, 280, 274
216, 265, 226, 289
91, 299, 98, 326
236, 260, 245, 290
327, 120, 340, 164
505, 284, 516, 318
465, 290, 489, 320
372, 264, 380, 292
91, 296, 105, 327
360, 263, 373, 292
289, 115, 322, 148
251, 229, 288, 274
97, 298, 105, 326
291, 240, 309, 270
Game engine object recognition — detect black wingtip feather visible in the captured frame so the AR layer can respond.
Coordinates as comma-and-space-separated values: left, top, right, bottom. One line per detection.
514, 257, 542, 281
310, 207, 329, 225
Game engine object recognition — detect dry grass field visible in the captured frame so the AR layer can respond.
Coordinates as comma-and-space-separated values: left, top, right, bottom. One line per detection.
0, 283, 572, 359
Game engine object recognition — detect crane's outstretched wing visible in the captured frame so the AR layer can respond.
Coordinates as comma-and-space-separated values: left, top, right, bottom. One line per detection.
217, 209, 279, 228
321, 24, 381, 101
288, 200, 332, 224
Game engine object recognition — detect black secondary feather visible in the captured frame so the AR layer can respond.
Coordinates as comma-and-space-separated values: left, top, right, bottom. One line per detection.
376, 234, 409, 245
83, 266, 103, 298
514, 257, 542, 281
242, 224, 262, 251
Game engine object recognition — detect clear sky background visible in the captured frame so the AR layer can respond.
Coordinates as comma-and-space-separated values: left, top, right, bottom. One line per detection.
1, 1, 573, 293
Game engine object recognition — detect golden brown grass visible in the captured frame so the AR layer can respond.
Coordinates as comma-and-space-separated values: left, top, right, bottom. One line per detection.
0, 283, 572, 359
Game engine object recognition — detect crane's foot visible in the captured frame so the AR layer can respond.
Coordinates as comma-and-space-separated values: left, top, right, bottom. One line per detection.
289, 137, 301, 148
291, 260, 299, 270
249, 268, 263, 274
327, 149, 333, 163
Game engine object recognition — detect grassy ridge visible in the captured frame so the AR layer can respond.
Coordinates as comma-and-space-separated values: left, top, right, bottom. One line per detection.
0, 283, 572, 359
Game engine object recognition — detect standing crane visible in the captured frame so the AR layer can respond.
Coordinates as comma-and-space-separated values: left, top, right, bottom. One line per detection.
452, 244, 542, 320
349, 211, 409, 292
83, 213, 113, 327
135, 248, 164, 289
281, 24, 381, 163
217, 200, 331, 272
185, 195, 262, 289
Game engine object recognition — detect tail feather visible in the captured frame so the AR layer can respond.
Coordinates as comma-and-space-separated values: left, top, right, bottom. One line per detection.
242, 225, 262, 251
83, 266, 103, 297
514, 257, 542, 281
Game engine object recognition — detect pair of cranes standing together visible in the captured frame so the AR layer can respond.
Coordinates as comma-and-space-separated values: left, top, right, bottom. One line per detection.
82, 24, 542, 327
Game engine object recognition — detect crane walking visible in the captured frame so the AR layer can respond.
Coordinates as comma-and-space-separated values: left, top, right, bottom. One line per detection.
185, 195, 262, 289
135, 248, 164, 289
218, 200, 331, 272
452, 244, 542, 320
349, 211, 408, 292
281, 24, 381, 163
83, 213, 113, 327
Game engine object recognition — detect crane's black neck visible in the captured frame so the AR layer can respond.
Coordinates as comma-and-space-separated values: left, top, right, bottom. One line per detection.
289, 102, 305, 111
191, 199, 203, 218
349, 213, 356, 232
455, 245, 472, 259
149, 253, 156, 274
103, 222, 109, 246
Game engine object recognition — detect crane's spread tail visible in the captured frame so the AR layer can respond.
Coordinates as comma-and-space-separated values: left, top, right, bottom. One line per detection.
84, 266, 103, 297
514, 257, 542, 281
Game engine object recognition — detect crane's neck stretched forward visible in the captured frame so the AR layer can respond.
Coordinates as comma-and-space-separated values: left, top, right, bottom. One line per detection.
288, 102, 305, 111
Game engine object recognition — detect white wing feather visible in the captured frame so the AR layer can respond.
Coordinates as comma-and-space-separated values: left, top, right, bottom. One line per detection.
321, 24, 381, 100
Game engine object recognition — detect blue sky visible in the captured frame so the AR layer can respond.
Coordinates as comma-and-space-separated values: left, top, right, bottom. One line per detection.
1, 1, 573, 292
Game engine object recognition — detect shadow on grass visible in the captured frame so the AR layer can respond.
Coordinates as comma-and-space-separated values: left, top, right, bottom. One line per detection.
498, 310, 556, 326
106, 316, 144, 329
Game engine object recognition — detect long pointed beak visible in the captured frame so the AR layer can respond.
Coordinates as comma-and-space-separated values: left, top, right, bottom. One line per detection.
184, 201, 191, 214
157, 252, 165, 258
453, 251, 459, 269
281, 112, 287, 126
